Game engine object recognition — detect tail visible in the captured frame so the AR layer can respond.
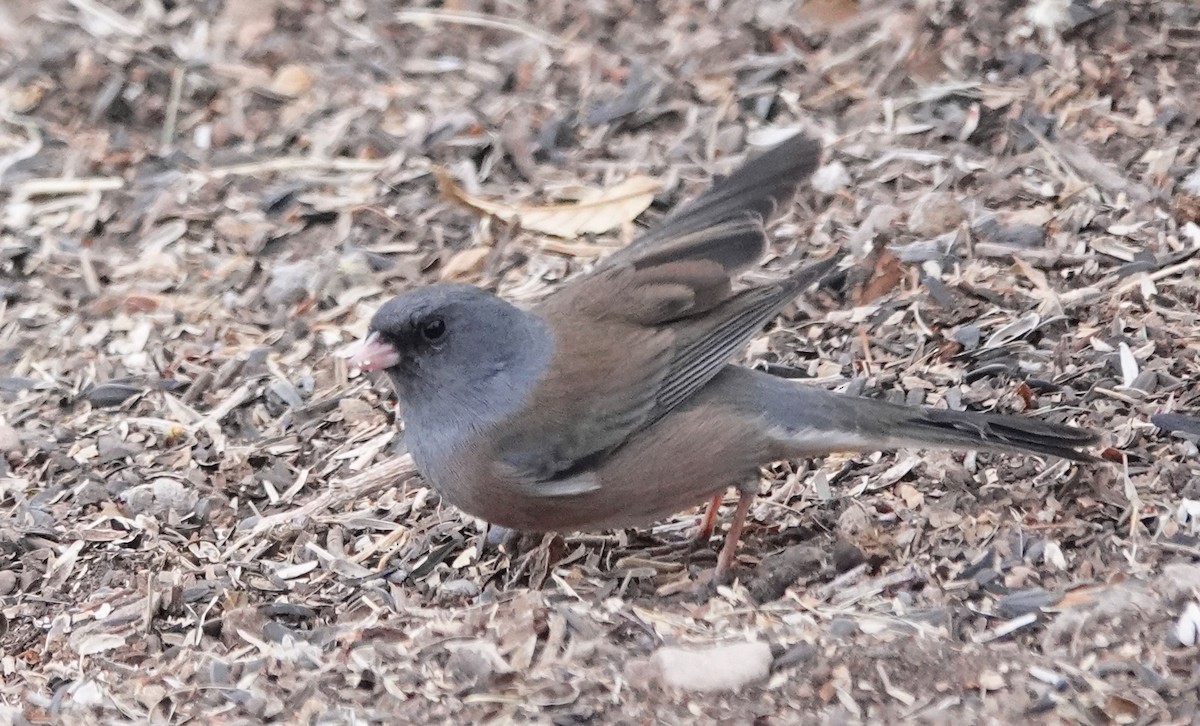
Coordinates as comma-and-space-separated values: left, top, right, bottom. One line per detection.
874, 404, 1099, 462
607, 133, 822, 269
705, 367, 1100, 463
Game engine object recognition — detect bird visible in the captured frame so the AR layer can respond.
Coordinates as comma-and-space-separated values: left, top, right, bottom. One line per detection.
344, 133, 1098, 582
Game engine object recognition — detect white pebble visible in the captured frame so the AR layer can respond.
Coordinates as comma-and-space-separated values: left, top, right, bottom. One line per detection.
811, 161, 851, 195
651, 641, 773, 692
1175, 602, 1200, 647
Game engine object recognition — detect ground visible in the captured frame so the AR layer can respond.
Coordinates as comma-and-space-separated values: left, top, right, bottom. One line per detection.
2, 0, 1200, 723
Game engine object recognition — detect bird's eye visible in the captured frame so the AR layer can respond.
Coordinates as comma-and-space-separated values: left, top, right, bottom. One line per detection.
420, 317, 446, 342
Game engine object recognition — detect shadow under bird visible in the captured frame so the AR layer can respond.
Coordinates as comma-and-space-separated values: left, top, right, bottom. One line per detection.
345, 133, 1098, 582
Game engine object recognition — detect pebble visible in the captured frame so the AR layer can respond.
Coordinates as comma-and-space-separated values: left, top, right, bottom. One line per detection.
0, 570, 17, 596
439, 578, 481, 599
122, 478, 200, 517
832, 539, 866, 573
74, 479, 108, 507
445, 640, 513, 689
828, 618, 858, 639
265, 260, 320, 307
973, 210, 1048, 248
836, 506, 871, 538
978, 670, 1006, 691
649, 641, 773, 692
0, 418, 20, 454
907, 191, 965, 237
337, 397, 377, 422
1174, 602, 1200, 647
747, 544, 823, 603
773, 641, 817, 670
1182, 168, 1200, 195
1159, 564, 1200, 599
811, 161, 851, 195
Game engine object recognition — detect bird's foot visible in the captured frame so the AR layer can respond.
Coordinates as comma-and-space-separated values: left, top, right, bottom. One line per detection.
638, 533, 714, 559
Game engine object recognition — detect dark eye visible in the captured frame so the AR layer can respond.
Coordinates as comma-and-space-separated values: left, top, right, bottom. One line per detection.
419, 317, 446, 342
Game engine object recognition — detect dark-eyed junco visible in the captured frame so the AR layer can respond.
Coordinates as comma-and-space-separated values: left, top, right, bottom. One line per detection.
345, 133, 1098, 581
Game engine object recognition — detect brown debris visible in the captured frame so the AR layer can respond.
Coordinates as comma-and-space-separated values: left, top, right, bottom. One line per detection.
3, 0, 1200, 723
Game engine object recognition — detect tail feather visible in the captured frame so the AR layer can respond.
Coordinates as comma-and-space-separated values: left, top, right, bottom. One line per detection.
608, 133, 822, 268
652, 133, 823, 239
705, 367, 1100, 463
629, 216, 768, 275
902, 408, 1100, 462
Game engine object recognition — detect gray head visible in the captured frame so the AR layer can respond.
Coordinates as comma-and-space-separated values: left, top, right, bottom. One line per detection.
345, 284, 552, 414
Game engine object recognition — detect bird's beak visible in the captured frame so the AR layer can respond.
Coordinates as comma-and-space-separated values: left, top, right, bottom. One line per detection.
340, 331, 402, 373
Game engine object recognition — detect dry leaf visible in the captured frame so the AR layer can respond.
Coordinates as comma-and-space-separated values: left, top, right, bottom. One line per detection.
435, 168, 659, 238
926, 509, 963, 530
976, 670, 1005, 691
856, 248, 904, 304
440, 246, 491, 281
1011, 257, 1049, 293
1015, 381, 1036, 408
271, 64, 314, 97
1103, 694, 1140, 724
1173, 194, 1200, 224
1056, 585, 1102, 608
983, 312, 1040, 349
43, 539, 85, 592
799, 0, 861, 31
73, 632, 126, 657
897, 483, 924, 508
217, 0, 278, 49
1118, 342, 1139, 388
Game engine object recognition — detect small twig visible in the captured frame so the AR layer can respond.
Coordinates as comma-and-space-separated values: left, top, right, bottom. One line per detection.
830, 564, 922, 607
396, 9, 565, 48
11, 177, 124, 198
809, 562, 869, 602
1113, 258, 1200, 296
198, 382, 254, 433
193, 157, 392, 182
352, 524, 409, 566
161, 65, 185, 149
79, 247, 102, 296
1155, 541, 1200, 559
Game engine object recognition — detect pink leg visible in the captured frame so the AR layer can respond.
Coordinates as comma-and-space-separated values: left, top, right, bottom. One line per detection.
714, 492, 754, 582
695, 493, 724, 542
